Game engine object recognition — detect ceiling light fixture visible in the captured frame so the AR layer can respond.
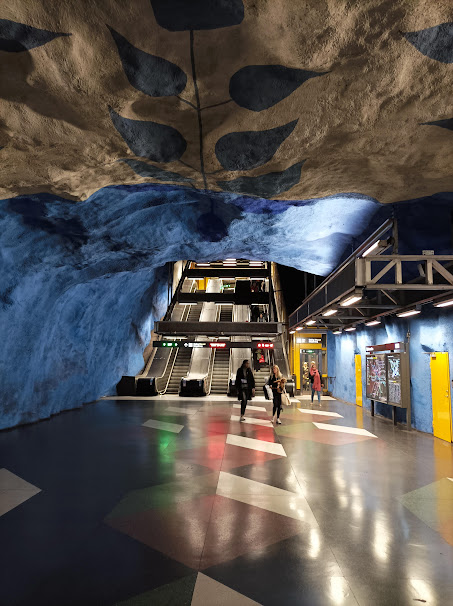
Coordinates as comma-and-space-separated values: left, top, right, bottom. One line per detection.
289, 330, 296, 334
397, 309, 421, 318
306, 319, 316, 325
323, 309, 337, 317
362, 241, 379, 257
434, 298, 453, 308
362, 238, 391, 258
332, 329, 342, 335
296, 327, 303, 331
365, 320, 381, 326
344, 326, 356, 331
341, 292, 362, 306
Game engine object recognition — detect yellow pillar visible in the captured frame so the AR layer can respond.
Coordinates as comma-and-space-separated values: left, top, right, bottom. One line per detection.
355, 354, 363, 407
430, 352, 452, 442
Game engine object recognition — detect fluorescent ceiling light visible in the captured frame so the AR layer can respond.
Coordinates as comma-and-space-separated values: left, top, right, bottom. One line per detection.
289, 330, 296, 334
306, 319, 316, 325
344, 326, 356, 331
296, 327, 303, 331
332, 329, 342, 335
362, 241, 379, 257
322, 309, 337, 317
434, 298, 453, 308
365, 320, 381, 326
197, 263, 210, 266
341, 295, 362, 306
397, 309, 421, 318
224, 259, 236, 261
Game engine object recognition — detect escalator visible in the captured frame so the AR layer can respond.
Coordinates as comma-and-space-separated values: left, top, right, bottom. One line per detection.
180, 279, 222, 396
219, 305, 233, 323
166, 348, 193, 394
207, 304, 232, 395
163, 303, 202, 394
254, 358, 271, 395
209, 348, 230, 395
229, 304, 252, 396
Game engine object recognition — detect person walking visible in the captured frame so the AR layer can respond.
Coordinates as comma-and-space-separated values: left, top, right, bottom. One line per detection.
236, 359, 255, 421
309, 362, 323, 404
267, 364, 284, 424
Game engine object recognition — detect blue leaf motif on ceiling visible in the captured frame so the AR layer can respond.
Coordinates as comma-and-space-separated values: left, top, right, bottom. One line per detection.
230, 65, 327, 111
109, 108, 187, 162
404, 22, 453, 63
218, 161, 305, 197
0, 18, 70, 52
121, 159, 193, 182
421, 117, 453, 131
215, 120, 298, 171
150, 0, 244, 32
108, 27, 187, 97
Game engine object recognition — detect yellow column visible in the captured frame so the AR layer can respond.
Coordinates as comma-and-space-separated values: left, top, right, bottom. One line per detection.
430, 352, 452, 442
355, 354, 363, 407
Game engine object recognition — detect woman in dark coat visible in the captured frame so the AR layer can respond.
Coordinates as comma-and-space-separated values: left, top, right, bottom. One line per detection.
236, 360, 255, 420
267, 364, 284, 424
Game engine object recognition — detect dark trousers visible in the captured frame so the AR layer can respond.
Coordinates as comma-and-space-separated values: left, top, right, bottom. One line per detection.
240, 392, 248, 416
272, 391, 282, 418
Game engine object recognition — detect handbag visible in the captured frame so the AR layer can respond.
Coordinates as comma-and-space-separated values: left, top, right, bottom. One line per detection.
264, 384, 273, 400
281, 391, 291, 407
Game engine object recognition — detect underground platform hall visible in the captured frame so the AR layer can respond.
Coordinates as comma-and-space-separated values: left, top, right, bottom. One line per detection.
1, 1, 453, 605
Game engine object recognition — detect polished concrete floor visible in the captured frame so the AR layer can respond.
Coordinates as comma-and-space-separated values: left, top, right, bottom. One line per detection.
1, 394, 453, 605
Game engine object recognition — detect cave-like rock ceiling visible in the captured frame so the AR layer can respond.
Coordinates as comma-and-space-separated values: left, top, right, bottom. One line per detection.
0, 0, 451, 204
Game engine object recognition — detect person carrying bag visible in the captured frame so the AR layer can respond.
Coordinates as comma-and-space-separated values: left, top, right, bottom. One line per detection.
281, 383, 291, 407
267, 364, 286, 424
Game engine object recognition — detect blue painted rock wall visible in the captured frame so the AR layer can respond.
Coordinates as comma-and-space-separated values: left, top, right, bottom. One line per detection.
327, 309, 453, 434
0, 184, 379, 429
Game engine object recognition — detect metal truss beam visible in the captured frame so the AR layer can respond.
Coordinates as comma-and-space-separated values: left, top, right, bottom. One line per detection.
356, 255, 453, 289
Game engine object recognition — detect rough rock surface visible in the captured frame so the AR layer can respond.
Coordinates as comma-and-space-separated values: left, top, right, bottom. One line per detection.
0, 0, 452, 203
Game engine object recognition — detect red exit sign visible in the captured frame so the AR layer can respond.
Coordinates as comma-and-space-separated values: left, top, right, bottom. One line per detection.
257, 342, 274, 349
210, 342, 227, 348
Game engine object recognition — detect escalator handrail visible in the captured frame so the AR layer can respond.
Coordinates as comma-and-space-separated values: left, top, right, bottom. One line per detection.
158, 301, 193, 394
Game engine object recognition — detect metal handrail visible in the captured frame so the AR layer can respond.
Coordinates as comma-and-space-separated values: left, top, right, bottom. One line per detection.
156, 347, 177, 394
158, 300, 193, 394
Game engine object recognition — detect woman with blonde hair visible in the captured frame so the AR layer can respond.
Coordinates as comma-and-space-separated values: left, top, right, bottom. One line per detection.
267, 364, 285, 424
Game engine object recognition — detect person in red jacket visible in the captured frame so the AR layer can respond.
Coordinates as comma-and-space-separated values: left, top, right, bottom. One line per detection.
309, 362, 323, 404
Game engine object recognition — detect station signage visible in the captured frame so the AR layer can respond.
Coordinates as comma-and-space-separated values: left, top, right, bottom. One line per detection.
296, 337, 322, 344
365, 342, 403, 353
153, 340, 276, 349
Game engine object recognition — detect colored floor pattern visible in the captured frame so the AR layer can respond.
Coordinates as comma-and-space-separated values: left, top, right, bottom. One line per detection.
1, 396, 453, 605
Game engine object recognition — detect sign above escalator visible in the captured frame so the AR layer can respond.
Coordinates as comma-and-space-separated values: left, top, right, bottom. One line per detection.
153, 340, 275, 349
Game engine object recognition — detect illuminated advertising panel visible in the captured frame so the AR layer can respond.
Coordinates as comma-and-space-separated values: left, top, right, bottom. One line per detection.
366, 354, 387, 403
